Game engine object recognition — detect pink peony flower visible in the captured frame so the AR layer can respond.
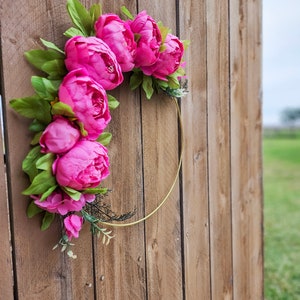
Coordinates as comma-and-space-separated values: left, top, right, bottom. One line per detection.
64, 36, 123, 90
53, 140, 110, 190
64, 214, 83, 240
95, 14, 136, 72
32, 190, 95, 215
127, 11, 162, 68
141, 33, 184, 81
39, 116, 80, 154
58, 68, 111, 140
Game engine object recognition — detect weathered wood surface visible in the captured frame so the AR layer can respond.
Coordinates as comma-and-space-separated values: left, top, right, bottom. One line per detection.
0, 0, 263, 299
0, 107, 14, 300
230, 1, 263, 299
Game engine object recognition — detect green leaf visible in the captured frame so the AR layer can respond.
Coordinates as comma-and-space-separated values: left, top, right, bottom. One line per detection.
66, 0, 93, 36
107, 94, 120, 110
159, 44, 167, 52
10, 96, 52, 124
77, 121, 88, 136
121, 6, 134, 20
83, 187, 108, 195
130, 70, 143, 90
41, 59, 67, 80
64, 27, 85, 38
51, 101, 75, 117
31, 76, 61, 101
171, 65, 185, 78
97, 132, 112, 146
22, 170, 56, 196
25, 49, 65, 74
22, 146, 43, 181
40, 185, 58, 201
182, 39, 190, 50
40, 38, 64, 54
157, 21, 171, 45
90, 3, 102, 25
36, 153, 55, 171
62, 186, 82, 200
167, 74, 180, 89
67, 250, 77, 259
29, 119, 46, 132
27, 201, 43, 218
142, 75, 154, 99
41, 212, 55, 231
156, 79, 169, 89
31, 131, 43, 145
81, 209, 98, 223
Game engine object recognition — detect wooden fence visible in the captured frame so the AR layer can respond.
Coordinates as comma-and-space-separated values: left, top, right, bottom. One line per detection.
0, 0, 263, 299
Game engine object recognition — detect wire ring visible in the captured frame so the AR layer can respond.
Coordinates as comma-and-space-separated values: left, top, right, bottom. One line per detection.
98, 97, 183, 227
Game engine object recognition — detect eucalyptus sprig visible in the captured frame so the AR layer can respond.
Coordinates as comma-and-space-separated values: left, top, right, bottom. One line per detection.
53, 234, 77, 259
81, 210, 115, 245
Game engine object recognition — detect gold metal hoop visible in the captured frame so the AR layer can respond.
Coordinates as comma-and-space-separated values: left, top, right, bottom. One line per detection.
98, 97, 183, 227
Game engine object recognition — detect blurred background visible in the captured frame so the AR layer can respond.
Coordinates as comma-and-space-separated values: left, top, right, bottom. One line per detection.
263, 0, 300, 298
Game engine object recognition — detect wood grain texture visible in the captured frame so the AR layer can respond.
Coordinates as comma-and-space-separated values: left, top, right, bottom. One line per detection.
0, 7, 14, 288
0, 103, 14, 298
0, 0, 263, 299
93, 86, 146, 300
92, 1, 147, 299
206, 0, 233, 299
179, 0, 211, 299
138, 1, 184, 299
230, 0, 263, 299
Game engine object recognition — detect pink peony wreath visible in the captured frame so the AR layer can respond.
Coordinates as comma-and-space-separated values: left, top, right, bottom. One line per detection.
10, 0, 188, 258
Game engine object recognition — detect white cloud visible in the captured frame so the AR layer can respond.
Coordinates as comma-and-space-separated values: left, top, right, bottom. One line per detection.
263, 0, 300, 126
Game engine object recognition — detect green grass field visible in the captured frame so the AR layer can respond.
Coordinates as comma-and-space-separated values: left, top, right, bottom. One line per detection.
264, 137, 300, 299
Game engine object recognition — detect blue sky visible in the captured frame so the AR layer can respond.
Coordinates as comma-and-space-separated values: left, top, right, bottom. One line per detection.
263, 0, 300, 126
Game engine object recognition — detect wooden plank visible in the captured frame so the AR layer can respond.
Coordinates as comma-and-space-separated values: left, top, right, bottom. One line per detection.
1, 1, 94, 298
93, 88, 146, 300
206, 0, 233, 299
230, 0, 263, 298
0, 9, 15, 294
0, 103, 14, 298
92, 83, 147, 298
179, 0, 211, 299
138, 1, 183, 299
82, 1, 147, 299
142, 97, 183, 300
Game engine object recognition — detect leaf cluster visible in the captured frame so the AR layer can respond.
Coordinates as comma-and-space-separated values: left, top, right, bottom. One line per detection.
22, 145, 57, 230
81, 210, 115, 245
53, 234, 77, 259
65, 0, 102, 38
130, 67, 187, 100
10, 38, 66, 129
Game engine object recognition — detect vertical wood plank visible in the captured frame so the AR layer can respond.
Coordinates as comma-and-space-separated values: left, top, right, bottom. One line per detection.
93, 88, 147, 298
179, 0, 211, 299
206, 0, 233, 299
138, 1, 184, 299
0, 0, 264, 299
1, 1, 95, 298
230, 0, 263, 299
85, 1, 147, 299
93, 86, 146, 300
245, 1, 263, 297
142, 97, 183, 300
0, 103, 14, 298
